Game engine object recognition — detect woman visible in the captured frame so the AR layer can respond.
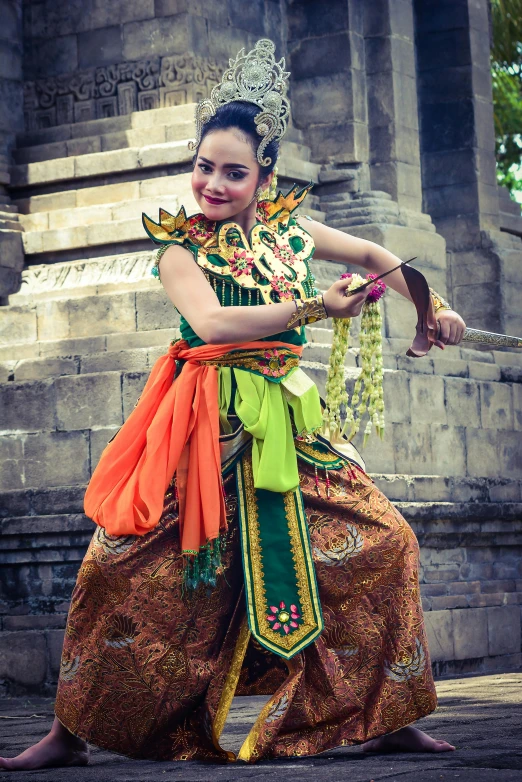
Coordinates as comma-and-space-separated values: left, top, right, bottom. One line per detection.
0, 39, 464, 771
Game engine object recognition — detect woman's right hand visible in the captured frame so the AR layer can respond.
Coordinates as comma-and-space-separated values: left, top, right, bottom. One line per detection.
323, 278, 369, 319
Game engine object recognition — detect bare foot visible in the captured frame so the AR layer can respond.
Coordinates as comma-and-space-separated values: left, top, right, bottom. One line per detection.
0, 717, 89, 771
361, 725, 455, 753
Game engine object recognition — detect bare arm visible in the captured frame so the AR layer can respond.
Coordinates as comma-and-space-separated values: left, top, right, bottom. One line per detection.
157, 244, 368, 345
297, 216, 467, 346
296, 216, 413, 301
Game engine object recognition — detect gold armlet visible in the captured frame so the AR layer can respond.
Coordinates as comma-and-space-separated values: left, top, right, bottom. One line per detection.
429, 286, 452, 314
286, 294, 328, 329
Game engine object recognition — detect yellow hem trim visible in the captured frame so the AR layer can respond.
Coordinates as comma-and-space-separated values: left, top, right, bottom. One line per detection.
237, 657, 294, 764
212, 618, 251, 752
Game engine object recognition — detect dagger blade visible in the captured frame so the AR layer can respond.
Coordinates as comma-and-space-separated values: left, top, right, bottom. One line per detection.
344, 257, 417, 297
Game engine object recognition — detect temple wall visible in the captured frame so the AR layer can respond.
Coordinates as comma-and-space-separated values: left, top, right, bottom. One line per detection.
0, 0, 520, 694
21, 0, 284, 131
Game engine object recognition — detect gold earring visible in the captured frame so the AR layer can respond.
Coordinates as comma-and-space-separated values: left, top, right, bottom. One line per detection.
255, 186, 263, 200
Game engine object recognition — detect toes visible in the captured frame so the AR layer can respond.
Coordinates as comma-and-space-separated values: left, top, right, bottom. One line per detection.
432, 740, 456, 752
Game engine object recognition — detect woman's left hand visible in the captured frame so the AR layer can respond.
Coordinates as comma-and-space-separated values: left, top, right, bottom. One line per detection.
433, 309, 467, 348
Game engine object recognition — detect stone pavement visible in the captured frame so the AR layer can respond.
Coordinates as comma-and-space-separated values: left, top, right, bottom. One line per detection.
0, 671, 520, 781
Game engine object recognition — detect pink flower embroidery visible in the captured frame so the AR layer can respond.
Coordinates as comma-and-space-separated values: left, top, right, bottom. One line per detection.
230, 249, 255, 277
266, 601, 301, 634
273, 244, 297, 266
188, 216, 215, 242
256, 202, 271, 224
258, 349, 287, 378
270, 275, 294, 301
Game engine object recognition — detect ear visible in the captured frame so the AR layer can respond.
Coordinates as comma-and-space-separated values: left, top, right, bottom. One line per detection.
259, 170, 275, 192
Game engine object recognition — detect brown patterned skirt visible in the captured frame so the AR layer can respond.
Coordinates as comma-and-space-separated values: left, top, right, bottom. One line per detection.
54, 454, 437, 763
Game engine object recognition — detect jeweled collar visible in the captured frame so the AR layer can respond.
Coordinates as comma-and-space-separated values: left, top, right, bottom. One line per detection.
142, 182, 313, 249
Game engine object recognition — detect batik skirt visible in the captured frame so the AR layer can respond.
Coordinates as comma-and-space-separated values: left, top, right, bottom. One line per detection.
54, 441, 437, 763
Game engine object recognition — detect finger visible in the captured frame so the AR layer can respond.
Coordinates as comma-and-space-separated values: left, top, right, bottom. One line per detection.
447, 322, 458, 345
438, 318, 450, 344
344, 289, 368, 305
337, 277, 353, 292
429, 326, 445, 350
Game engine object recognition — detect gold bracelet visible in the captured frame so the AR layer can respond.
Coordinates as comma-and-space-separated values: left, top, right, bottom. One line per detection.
429, 286, 452, 314
286, 294, 328, 329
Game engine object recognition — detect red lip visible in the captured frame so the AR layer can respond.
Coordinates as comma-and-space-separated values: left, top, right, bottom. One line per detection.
203, 194, 229, 205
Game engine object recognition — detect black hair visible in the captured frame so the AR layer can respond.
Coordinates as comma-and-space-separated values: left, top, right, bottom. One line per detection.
195, 100, 279, 179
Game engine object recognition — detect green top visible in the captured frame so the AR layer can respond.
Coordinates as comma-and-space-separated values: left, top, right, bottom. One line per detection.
142, 182, 318, 348
142, 182, 326, 495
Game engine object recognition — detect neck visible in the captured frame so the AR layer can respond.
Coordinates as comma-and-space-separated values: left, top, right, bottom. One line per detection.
227, 199, 259, 235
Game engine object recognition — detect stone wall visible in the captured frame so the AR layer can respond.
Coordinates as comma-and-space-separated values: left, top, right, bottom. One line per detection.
22, 0, 285, 128
415, 0, 522, 337
0, 0, 24, 303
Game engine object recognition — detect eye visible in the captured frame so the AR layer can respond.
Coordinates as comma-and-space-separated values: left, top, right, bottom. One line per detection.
228, 171, 246, 180
198, 163, 212, 173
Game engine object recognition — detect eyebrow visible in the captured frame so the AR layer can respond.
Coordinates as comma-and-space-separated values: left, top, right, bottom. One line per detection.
198, 156, 250, 170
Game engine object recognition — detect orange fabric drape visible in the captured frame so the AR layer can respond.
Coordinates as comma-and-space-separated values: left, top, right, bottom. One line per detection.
84, 339, 302, 556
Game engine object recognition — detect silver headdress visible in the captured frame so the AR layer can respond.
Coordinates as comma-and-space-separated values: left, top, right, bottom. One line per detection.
188, 39, 290, 167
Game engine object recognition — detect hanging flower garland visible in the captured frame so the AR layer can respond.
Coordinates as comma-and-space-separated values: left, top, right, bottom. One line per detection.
323, 273, 387, 446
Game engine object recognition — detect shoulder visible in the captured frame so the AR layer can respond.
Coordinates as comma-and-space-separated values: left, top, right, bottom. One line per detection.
258, 182, 314, 229
142, 205, 216, 248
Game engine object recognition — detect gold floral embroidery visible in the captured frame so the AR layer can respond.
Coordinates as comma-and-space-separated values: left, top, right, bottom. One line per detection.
200, 348, 299, 377
384, 638, 426, 682
312, 522, 364, 565
59, 655, 80, 682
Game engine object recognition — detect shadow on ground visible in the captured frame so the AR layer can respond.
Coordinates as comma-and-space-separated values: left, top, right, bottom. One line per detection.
0, 672, 520, 781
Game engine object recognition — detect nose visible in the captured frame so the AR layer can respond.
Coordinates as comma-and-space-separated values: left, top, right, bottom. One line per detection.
206, 173, 226, 193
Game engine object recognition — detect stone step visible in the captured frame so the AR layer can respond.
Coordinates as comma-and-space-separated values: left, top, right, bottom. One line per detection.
9, 219, 330, 304
1, 277, 486, 357
0, 485, 86, 519
15, 103, 198, 149
1, 476, 520, 522
12, 121, 196, 164
14, 171, 322, 218
0, 217, 22, 231
13, 122, 311, 165
19, 186, 322, 236
15, 103, 306, 149
1, 349, 520, 493
11, 139, 320, 191
0, 326, 479, 382
3, 502, 518, 624
0, 202, 18, 214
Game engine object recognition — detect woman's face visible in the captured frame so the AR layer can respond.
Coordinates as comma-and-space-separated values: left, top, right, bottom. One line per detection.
191, 128, 269, 221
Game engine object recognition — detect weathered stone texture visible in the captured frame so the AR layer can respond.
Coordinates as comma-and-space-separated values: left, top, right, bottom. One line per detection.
0, 631, 47, 688
55, 373, 123, 431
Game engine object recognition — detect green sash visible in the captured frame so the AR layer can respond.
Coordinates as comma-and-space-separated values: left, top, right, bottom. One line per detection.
235, 451, 323, 659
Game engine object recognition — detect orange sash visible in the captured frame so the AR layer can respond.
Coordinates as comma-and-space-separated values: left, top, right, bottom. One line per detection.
84, 339, 302, 556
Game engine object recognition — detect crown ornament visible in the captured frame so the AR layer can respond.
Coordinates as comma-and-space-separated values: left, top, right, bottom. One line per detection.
188, 39, 290, 167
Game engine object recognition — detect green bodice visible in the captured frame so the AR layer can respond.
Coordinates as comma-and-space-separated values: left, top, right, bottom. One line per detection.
142, 182, 318, 347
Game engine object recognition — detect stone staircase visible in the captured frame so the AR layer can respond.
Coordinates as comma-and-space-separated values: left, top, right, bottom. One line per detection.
0, 102, 521, 694
10, 103, 323, 268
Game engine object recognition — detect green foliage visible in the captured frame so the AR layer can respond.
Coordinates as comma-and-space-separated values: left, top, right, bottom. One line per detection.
490, 0, 522, 194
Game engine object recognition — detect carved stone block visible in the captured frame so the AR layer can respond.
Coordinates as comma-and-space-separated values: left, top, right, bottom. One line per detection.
24, 54, 220, 130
